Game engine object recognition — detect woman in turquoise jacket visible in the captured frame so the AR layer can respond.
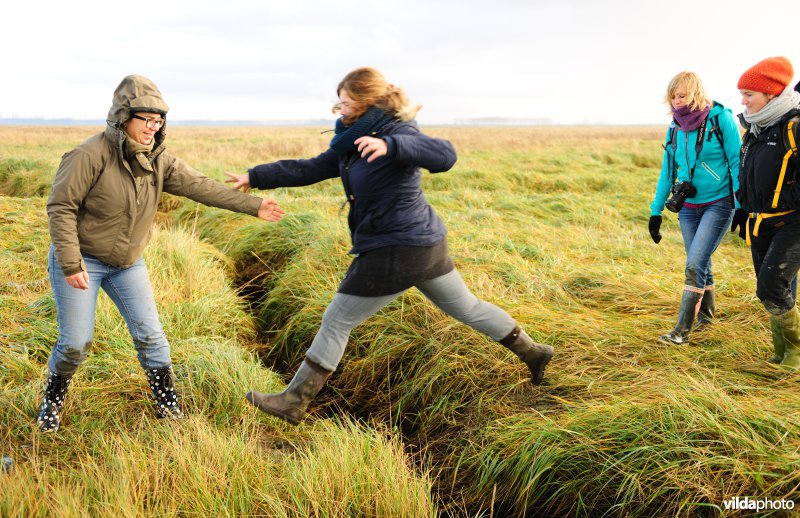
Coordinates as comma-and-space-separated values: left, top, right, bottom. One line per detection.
649, 71, 742, 344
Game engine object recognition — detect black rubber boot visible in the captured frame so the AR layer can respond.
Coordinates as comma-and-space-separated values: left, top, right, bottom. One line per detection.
693, 286, 715, 330
36, 370, 73, 432
499, 326, 554, 385
145, 366, 184, 419
245, 359, 332, 425
659, 290, 703, 345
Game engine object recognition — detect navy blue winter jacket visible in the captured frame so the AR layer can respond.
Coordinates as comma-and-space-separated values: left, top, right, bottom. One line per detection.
248, 119, 457, 254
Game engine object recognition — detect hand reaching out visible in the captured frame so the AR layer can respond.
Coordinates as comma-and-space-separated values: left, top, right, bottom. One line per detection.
226, 171, 284, 221
225, 171, 251, 192
258, 198, 285, 222
354, 136, 387, 163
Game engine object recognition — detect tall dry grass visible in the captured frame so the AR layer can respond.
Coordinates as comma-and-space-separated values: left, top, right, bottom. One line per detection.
1, 124, 798, 516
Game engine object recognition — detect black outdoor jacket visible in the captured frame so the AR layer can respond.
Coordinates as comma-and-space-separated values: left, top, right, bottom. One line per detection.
738, 108, 800, 214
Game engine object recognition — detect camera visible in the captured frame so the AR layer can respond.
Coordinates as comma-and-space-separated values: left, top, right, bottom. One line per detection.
665, 181, 697, 213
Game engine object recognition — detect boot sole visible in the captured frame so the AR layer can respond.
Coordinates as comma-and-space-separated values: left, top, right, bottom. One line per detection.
245, 391, 301, 426
657, 334, 687, 345
37, 423, 59, 433
36, 414, 60, 433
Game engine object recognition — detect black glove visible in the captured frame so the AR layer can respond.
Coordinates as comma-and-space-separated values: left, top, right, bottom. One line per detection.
731, 209, 749, 240
648, 215, 662, 244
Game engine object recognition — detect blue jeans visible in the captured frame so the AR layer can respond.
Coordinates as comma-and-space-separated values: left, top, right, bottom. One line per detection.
47, 246, 172, 375
678, 199, 734, 289
306, 268, 517, 371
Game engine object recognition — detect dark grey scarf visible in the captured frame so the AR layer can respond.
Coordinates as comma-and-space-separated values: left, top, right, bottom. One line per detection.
330, 107, 394, 155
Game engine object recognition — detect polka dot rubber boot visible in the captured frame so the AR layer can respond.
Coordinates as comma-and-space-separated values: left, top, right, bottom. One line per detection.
145, 366, 184, 419
36, 370, 73, 432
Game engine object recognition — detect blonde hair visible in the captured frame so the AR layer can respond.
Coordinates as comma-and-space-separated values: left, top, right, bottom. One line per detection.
332, 67, 421, 124
664, 71, 711, 112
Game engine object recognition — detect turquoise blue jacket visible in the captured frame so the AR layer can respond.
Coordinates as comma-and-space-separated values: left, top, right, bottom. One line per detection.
650, 102, 742, 216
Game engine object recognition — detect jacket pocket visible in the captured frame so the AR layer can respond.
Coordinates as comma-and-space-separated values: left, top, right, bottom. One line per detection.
701, 162, 721, 181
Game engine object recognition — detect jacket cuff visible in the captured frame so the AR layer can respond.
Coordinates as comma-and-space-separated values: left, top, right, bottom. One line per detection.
60, 258, 86, 277
245, 195, 263, 217
247, 168, 260, 189
382, 136, 397, 161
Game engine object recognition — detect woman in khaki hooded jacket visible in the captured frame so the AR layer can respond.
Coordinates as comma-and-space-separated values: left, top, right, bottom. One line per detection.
38, 74, 285, 432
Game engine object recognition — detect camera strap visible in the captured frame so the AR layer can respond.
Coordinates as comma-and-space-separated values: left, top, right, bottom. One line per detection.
687, 115, 709, 183
666, 115, 708, 184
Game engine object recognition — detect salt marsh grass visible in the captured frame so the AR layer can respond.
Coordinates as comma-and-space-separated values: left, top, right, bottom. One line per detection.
1, 124, 797, 516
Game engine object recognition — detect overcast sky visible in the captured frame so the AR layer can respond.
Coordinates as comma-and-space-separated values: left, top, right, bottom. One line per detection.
2, 0, 798, 125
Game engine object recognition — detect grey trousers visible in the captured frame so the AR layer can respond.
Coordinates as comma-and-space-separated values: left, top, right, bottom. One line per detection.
306, 268, 517, 371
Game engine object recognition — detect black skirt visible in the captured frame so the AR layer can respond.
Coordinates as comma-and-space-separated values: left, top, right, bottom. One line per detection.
337, 238, 455, 297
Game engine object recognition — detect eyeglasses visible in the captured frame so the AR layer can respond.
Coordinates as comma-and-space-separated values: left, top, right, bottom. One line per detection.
130, 114, 166, 129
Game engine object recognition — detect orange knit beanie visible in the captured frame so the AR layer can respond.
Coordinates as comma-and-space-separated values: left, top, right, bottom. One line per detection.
738, 56, 794, 95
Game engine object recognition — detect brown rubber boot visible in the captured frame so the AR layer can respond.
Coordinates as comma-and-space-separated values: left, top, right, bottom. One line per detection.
245, 359, 332, 425
500, 326, 554, 385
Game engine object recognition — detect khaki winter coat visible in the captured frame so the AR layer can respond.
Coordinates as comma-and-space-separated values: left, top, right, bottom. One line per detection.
47, 75, 262, 276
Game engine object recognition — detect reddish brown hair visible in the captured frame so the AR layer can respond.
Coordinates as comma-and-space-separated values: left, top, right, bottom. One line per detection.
333, 67, 421, 125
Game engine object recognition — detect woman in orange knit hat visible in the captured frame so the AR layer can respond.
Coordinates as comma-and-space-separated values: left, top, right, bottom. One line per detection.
736, 56, 800, 367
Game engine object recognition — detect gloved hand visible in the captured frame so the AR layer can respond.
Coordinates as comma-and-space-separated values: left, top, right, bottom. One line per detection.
648, 215, 662, 244
731, 209, 749, 240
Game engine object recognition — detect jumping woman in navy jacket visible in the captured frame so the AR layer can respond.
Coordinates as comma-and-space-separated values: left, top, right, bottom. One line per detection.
226, 67, 553, 425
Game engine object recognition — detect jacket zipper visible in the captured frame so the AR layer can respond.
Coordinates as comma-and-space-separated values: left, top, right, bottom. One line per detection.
701, 162, 721, 181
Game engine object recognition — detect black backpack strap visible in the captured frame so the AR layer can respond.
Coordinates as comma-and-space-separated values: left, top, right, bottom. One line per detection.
781, 115, 799, 158
767, 116, 799, 210
663, 115, 709, 184
663, 125, 678, 183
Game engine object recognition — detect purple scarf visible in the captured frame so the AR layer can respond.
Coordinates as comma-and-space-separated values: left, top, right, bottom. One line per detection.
672, 105, 710, 132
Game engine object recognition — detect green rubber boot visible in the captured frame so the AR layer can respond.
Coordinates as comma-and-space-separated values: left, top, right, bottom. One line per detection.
775, 307, 800, 368
769, 316, 786, 364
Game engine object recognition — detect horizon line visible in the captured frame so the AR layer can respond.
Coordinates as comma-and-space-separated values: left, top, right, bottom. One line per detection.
0, 117, 664, 127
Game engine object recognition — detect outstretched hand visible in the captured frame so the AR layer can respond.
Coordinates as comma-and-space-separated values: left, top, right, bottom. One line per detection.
225, 171, 251, 192
354, 136, 387, 163
257, 198, 285, 222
